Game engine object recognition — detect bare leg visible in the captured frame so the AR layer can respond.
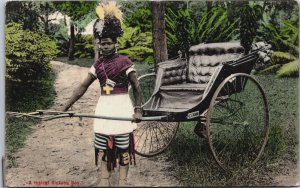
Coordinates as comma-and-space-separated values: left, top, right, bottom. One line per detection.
118, 150, 130, 186
98, 151, 110, 187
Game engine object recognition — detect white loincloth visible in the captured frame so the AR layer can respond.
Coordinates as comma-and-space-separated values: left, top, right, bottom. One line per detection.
93, 93, 137, 135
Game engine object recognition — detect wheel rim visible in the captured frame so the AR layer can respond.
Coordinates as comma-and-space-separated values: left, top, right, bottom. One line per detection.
206, 73, 269, 171
129, 73, 179, 157
134, 121, 179, 157
129, 73, 156, 105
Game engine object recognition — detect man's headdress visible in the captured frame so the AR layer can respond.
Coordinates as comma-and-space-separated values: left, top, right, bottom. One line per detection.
93, 1, 123, 41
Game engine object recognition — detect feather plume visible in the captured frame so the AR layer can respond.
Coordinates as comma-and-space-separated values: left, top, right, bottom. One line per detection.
96, 5, 105, 20
96, 1, 123, 23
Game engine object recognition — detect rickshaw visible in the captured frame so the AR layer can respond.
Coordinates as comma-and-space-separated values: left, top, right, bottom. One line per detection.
131, 41, 271, 171
7, 41, 272, 172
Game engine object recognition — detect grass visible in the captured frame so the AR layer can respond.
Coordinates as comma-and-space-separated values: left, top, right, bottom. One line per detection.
162, 75, 298, 186
129, 62, 298, 185
5, 71, 56, 168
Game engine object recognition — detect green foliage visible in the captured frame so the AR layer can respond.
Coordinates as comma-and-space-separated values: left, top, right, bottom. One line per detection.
263, 19, 299, 55
48, 19, 70, 56
124, 7, 152, 32
118, 25, 153, 64
240, 3, 264, 53
196, 6, 239, 43
53, 1, 97, 34
6, 1, 42, 31
271, 51, 297, 64
119, 46, 153, 62
166, 8, 196, 57
54, 1, 97, 21
5, 23, 59, 82
187, 1, 207, 22
74, 34, 94, 58
258, 13, 299, 77
166, 6, 239, 58
120, 1, 150, 18
6, 71, 56, 112
276, 59, 299, 77
258, 51, 297, 74
264, 124, 288, 159
74, 12, 97, 32
258, 64, 282, 75
272, 51, 297, 62
53, 1, 97, 60
49, 20, 69, 41
6, 1, 57, 33
263, 1, 299, 27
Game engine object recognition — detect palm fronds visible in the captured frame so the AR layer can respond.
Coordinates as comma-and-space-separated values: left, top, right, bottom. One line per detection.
197, 6, 238, 43
166, 6, 238, 58
240, 3, 264, 53
276, 59, 299, 77
263, 19, 299, 55
271, 51, 297, 64
118, 25, 153, 63
258, 64, 282, 75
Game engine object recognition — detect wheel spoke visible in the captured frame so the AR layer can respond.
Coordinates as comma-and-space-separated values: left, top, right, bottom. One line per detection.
135, 123, 148, 146
157, 125, 170, 146
132, 74, 179, 157
207, 74, 269, 171
135, 121, 179, 156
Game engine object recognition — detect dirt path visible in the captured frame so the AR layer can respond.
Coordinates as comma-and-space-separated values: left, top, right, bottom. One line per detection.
5, 61, 179, 187
272, 159, 300, 186
274, 165, 300, 186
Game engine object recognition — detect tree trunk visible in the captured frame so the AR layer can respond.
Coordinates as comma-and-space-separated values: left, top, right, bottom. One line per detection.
43, 15, 49, 35
206, 1, 212, 10
68, 23, 75, 61
43, 3, 49, 35
151, 1, 168, 69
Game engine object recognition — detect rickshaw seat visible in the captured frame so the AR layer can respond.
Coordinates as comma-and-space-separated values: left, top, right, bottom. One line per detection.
144, 42, 244, 112
160, 83, 206, 91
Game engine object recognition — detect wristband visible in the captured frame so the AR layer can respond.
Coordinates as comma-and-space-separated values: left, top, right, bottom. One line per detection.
134, 106, 142, 112
134, 105, 142, 109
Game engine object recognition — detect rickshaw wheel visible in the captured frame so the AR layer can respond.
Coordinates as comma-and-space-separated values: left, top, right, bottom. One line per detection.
206, 73, 269, 171
129, 73, 179, 157
134, 121, 179, 157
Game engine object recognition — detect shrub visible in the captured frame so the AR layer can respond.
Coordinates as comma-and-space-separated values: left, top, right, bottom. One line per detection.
258, 18, 299, 77
118, 25, 154, 64
276, 59, 299, 77
48, 19, 70, 57
166, 8, 196, 58
5, 22, 59, 82
124, 7, 152, 33
166, 6, 239, 58
74, 34, 94, 58
257, 51, 299, 78
240, 3, 263, 53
